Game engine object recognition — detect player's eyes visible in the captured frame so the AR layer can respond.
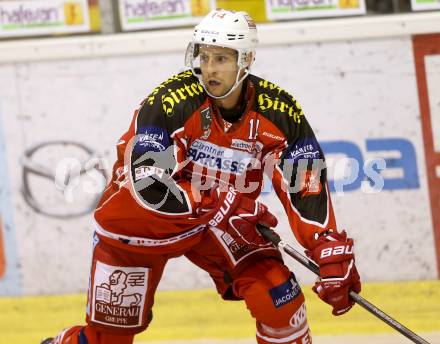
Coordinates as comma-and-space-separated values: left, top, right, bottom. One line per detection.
199, 54, 229, 64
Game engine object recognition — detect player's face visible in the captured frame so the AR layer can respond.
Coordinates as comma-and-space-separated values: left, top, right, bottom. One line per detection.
199, 45, 240, 97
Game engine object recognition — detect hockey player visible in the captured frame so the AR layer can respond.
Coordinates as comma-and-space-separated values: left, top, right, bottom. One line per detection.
43, 9, 361, 344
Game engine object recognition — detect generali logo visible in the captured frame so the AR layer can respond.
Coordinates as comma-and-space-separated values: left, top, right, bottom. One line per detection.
92, 262, 149, 327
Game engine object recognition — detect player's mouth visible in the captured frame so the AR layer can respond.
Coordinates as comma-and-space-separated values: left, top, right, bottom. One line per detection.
207, 80, 221, 88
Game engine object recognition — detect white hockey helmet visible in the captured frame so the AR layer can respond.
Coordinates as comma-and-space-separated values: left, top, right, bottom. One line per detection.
185, 9, 259, 99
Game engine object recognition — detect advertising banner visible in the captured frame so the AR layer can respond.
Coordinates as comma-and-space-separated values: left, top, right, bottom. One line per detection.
411, 0, 440, 11
117, 0, 215, 31
265, 0, 366, 20
0, 0, 91, 38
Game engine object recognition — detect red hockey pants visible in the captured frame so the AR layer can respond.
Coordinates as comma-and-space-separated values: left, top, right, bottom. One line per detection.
52, 230, 312, 344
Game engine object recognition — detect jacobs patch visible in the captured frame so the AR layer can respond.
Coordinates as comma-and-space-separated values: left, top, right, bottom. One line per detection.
269, 273, 301, 308
91, 261, 149, 328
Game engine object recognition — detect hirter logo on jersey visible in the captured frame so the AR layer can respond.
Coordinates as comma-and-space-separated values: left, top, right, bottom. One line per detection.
91, 262, 149, 328
134, 126, 169, 153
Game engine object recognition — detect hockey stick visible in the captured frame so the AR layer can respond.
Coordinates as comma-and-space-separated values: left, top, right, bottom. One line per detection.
256, 224, 431, 344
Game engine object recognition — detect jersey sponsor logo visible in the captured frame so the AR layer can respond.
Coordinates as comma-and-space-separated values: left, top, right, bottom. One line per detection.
258, 93, 304, 124
146, 70, 194, 105
286, 138, 320, 164
161, 82, 204, 117
134, 126, 169, 153
257, 79, 304, 123
134, 166, 165, 181
231, 139, 263, 154
258, 79, 285, 95
91, 262, 149, 328
269, 273, 302, 308
289, 145, 319, 161
145, 71, 204, 118
188, 139, 253, 175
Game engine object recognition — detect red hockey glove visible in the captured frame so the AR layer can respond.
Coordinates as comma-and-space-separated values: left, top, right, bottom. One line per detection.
306, 230, 361, 316
198, 186, 278, 247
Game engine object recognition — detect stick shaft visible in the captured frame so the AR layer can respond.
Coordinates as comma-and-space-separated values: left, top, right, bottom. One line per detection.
257, 225, 431, 344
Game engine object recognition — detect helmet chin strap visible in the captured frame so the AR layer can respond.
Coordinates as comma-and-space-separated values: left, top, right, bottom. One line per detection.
194, 67, 250, 100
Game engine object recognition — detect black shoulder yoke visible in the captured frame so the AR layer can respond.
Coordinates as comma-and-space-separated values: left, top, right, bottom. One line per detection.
250, 74, 305, 143
140, 70, 208, 135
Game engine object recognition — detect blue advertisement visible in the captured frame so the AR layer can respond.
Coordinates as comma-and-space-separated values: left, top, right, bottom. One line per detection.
321, 138, 419, 193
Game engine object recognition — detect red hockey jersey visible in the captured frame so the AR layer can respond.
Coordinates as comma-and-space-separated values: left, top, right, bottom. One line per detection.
94, 70, 336, 253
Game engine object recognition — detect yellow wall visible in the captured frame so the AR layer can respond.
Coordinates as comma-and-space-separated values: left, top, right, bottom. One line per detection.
216, 0, 270, 22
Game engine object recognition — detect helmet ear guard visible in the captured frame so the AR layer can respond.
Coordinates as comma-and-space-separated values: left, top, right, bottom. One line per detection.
239, 51, 254, 69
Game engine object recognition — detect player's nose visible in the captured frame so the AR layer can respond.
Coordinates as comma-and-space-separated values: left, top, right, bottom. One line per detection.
205, 58, 218, 75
